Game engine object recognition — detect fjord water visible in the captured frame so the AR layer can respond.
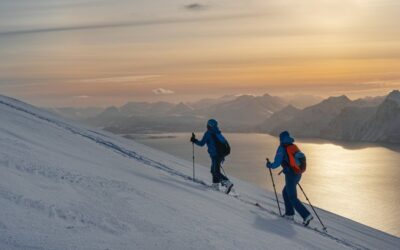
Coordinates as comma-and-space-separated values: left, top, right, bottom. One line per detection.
132, 133, 400, 237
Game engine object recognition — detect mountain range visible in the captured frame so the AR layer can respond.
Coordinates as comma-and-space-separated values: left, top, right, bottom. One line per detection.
261, 91, 399, 143
324, 91, 400, 143
53, 94, 296, 134
50, 91, 399, 143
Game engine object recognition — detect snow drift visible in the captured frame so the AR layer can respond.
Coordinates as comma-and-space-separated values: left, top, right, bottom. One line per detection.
0, 95, 398, 250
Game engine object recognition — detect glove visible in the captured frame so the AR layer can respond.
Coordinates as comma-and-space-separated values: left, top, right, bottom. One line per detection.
190, 133, 196, 143
266, 162, 272, 169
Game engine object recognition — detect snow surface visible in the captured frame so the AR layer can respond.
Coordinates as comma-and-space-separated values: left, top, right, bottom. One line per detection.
0, 95, 398, 250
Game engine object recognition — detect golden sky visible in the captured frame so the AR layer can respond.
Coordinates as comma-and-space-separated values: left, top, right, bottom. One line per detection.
0, 0, 399, 106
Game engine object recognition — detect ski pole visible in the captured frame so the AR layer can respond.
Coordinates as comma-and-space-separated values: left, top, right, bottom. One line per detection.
192, 132, 195, 181
267, 158, 282, 216
298, 183, 327, 231
220, 165, 227, 177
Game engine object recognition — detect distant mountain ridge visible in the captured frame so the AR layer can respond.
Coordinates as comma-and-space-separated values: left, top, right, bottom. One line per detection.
262, 90, 400, 143
280, 94, 324, 109
337, 90, 400, 143
47, 107, 103, 121
50, 91, 400, 143
206, 94, 287, 130
259, 105, 301, 132
268, 95, 354, 137
60, 93, 292, 133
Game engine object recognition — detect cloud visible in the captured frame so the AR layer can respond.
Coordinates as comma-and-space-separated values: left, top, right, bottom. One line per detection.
153, 88, 174, 95
73, 95, 90, 99
75, 75, 161, 84
0, 13, 264, 37
184, 3, 208, 11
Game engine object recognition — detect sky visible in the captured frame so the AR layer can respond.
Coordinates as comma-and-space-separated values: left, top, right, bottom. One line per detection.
0, 0, 399, 107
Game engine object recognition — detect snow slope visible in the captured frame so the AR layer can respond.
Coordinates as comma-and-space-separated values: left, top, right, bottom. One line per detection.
0, 95, 398, 250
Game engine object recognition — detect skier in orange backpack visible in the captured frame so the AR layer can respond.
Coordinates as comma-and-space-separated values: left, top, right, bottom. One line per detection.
266, 131, 313, 226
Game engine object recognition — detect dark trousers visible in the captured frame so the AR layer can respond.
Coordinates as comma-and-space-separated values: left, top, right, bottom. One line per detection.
211, 157, 229, 184
282, 172, 311, 219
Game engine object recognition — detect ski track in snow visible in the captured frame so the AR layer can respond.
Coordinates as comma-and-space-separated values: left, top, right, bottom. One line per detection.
0, 97, 398, 250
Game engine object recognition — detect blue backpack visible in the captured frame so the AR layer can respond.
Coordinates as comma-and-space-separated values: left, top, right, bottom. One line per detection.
212, 133, 231, 157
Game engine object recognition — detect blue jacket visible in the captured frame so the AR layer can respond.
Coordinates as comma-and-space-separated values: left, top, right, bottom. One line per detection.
268, 132, 297, 175
194, 127, 227, 158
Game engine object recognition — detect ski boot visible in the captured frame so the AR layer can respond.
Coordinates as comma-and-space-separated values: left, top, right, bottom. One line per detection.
222, 180, 234, 194
303, 214, 314, 226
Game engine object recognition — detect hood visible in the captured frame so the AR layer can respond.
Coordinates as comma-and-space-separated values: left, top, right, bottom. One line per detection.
208, 126, 221, 134
207, 119, 221, 134
279, 131, 294, 145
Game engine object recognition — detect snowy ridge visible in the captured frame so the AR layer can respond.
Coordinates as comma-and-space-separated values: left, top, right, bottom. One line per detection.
0, 95, 398, 250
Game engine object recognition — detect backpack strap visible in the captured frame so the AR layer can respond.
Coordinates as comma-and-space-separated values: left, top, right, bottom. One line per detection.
211, 132, 219, 142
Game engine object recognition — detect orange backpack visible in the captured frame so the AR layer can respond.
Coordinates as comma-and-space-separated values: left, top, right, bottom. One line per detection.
285, 144, 307, 174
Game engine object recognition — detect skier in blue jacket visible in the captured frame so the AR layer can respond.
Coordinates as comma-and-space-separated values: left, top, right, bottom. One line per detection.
191, 119, 234, 193
267, 131, 313, 226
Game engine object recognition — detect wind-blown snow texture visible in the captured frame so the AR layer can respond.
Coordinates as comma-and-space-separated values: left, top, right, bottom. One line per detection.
0, 95, 398, 250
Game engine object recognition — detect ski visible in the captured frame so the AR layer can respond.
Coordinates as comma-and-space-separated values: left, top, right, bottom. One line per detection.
243, 198, 325, 233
